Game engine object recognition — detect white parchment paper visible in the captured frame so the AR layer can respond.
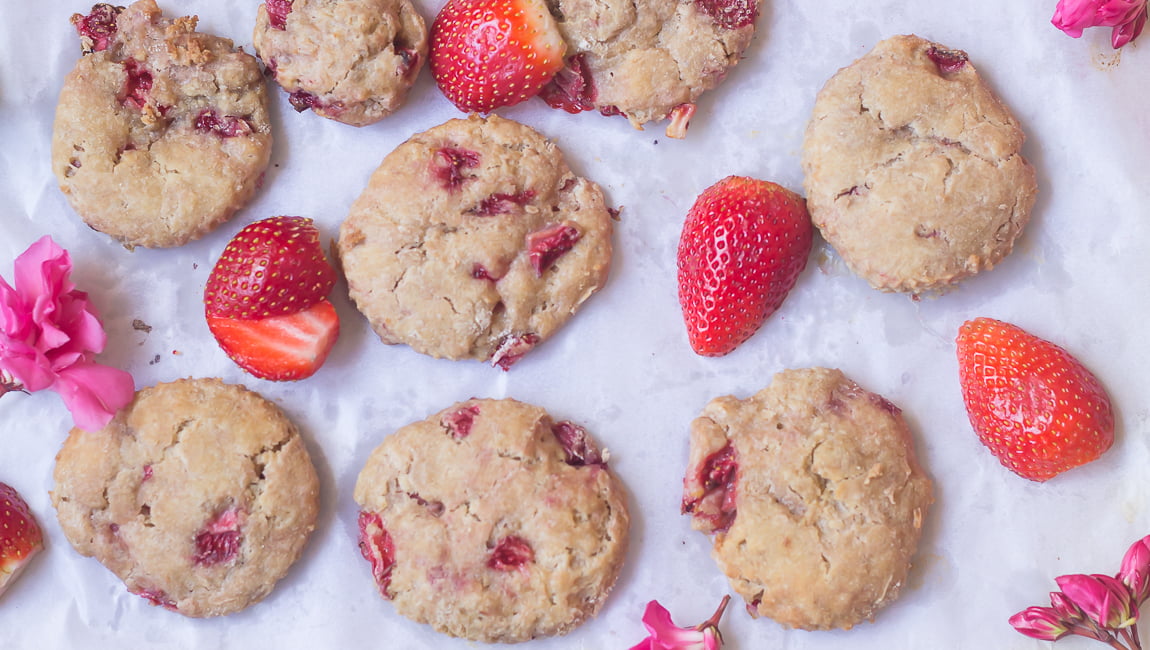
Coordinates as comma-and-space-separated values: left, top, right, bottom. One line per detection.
1, 1, 1148, 648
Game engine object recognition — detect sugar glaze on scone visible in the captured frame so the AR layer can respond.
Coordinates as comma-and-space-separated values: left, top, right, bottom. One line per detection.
683, 368, 933, 630
354, 398, 630, 643
253, 0, 428, 126
336, 114, 613, 368
801, 35, 1037, 293
541, 0, 761, 136
52, 0, 272, 248
51, 378, 320, 618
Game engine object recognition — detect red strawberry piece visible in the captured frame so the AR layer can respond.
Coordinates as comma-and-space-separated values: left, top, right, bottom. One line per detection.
955, 317, 1115, 482
490, 332, 539, 370
551, 421, 605, 467
207, 299, 340, 381
431, 147, 481, 190
538, 54, 596, 114
442, 405, 480, 439
680, 443, 738, 534
265, 0, 294, 30
527, 222, 581, 276
121, 59, 153, 110
470, 190, 537, 216
665, 103, 696, 139
429, 0, 567, 113
471, 263, 501, 281
71, 4, 122, 53
676, 176, 812, 357
487, 535, 533, 570
133, 587, 178, 611
926, 45, 967, 74
358, 511, 396, 599
204, 216, 337, 319
194, 110, 253, 138
193, 507, 244, 566
695, 0, 758, 30
0, 482, 43, 597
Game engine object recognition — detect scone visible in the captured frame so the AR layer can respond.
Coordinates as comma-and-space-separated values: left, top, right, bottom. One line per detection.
801, 35, 1037, 293
53, 0, 273, 249
682, 367, 933, 630
51, 378, 319, 618
540, 0, 761, 137
354, 398, 630, 642
336, 114, 614, 369
253, 0, 428, 126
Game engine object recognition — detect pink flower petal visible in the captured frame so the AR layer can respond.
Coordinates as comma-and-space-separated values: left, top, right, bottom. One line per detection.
52, 361, 134, 431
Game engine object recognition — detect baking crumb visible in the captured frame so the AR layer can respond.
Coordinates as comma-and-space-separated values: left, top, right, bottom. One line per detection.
132, 319, 152, 333
148, 354, 162, 365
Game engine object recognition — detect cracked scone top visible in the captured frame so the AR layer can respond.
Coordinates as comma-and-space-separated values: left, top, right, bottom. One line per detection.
540, 0, 761, 136
336, 114, 613, 369
52, 0, 272, 249
354, 398, 630, 643
51, 378, 320, 618
253, 0, 428, 126
801, 34, 1037, 293
682, 367, 933, 631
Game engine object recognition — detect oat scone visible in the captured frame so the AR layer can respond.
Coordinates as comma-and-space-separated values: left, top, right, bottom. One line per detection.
354, 398, 630, 642
801, 35, 1037, 293
51, 378, 319, 618
253, 0, 428, 126
336, 114, 614, 368
540, 0, 761, 137
682, 367, 933, 630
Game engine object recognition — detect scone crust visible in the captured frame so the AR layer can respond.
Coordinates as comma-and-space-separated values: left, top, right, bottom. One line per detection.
801, 34, 1037, 293
354, 397, 630, 643
549, 0, 760, 129
253, 0, 428, 126
684, 367, 933, 630
51, 378, 320, 618
52, 0, 272, 249
336, 114, 613, 366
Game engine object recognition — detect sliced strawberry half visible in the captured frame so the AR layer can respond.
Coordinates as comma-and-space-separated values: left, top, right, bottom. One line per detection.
429, 0, 567, 113
0, 482, 43, 598
207, 300, 339, 381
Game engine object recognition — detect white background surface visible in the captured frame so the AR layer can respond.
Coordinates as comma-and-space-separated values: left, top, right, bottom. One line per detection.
1, 0, 1148, 648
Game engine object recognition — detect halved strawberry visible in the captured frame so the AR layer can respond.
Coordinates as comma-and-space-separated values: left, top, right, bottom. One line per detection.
204, 217, 339, 380
677, 176, 813, 356
956, 317, 1114, 482
429, 0, 566, 113
0, 482, 43, 598
207, 300, 339, 381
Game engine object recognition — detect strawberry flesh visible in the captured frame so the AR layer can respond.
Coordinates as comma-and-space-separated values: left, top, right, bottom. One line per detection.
358, 511, 396, 599
204, 216, 337, 319
72, 4, 121, 53
194, 507, 244, 566
134, 587, 178, 611
676, 176, 813, 357
429, 0, 567, 113
207, 299, 340, 381
122, 59, 153, 110
194, 110, 253, 138
926, 46, 967, 74
527, 223, 581, 276
0, 482, 43, 597
266, 0, 294, 30
432, 147, 481, 190
681, 443, 738, 534
442, 405, 480, 439
695, 0, 758, 29
470, 190, 537, 216
956, 318, 1114, 482
551, 421, 605, 467
539, 54, 596, 113
490, 332, 539, 370
487, 535, 533, 570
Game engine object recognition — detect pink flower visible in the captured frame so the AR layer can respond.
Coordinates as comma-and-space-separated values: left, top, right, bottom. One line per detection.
628, 596, 730, 650
1056, 574, 1138, 630
1118, 535, 1150, 603
0, 236, 134, 430
1052, 0, 1148, 48
1010, 605, 1074, 641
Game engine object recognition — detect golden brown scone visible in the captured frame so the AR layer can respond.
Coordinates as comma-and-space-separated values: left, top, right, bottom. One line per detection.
51, 378, 319, 618
52, 0, 272, 248
354, 398, 630, 643
682, 368, 933, 630
801, 35, 1037, 294
337, 114, 614, 369
253, 0, 427, 126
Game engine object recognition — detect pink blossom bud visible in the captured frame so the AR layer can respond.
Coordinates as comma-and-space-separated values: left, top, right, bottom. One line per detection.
1055, 574, 1138, 630
1117, 535, 1150, 604
1051, 0, 1148, 48
1009, 605, 1072, 641
628, 596, 730, 650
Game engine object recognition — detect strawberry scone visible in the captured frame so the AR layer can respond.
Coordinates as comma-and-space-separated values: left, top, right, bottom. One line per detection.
50, 378, 319, 617
336, 114, 614, 369
52, 0, 272, 248
538, 0, 762, 137
683, 368, 933, 630
801, 35, 1037, 293
253, 0, 428, 126
354, 398, 630, 642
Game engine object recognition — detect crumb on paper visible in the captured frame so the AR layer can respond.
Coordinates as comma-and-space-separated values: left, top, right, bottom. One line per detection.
132, 319, 152, 333
148, 354, 161, 365
1093, 50, 1121, 70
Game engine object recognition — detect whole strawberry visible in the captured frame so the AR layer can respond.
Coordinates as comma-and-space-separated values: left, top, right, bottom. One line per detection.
0, 482, 43, 598
677, 176, 813, 357
204, 217, 340, 381
429, 0, 566, 113
956, 317, 1114, 482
